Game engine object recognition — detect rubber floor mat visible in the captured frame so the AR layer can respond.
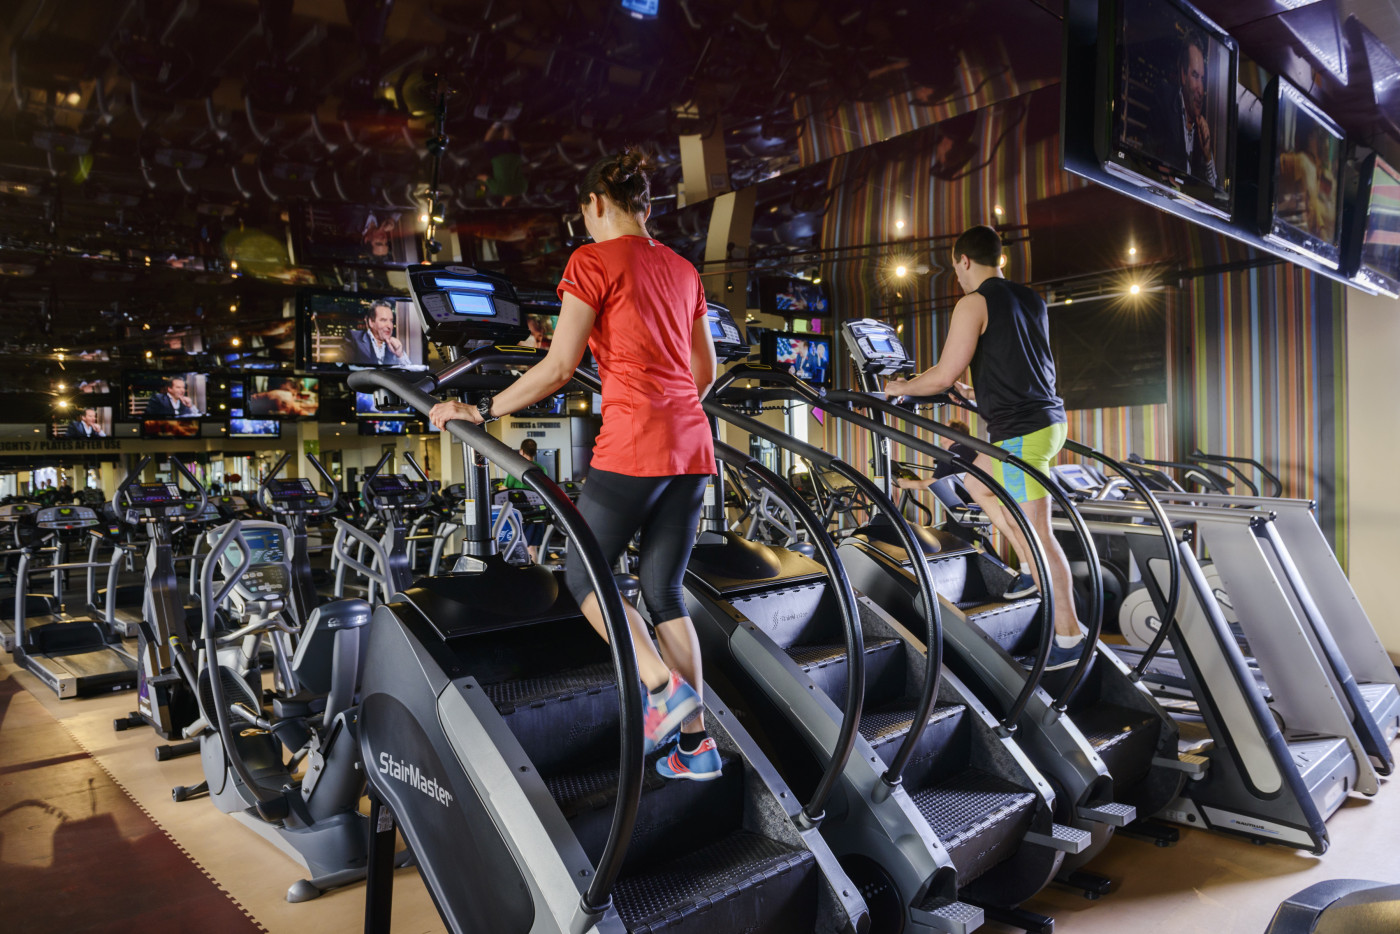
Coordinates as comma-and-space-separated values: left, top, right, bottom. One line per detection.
0, 674, 265, 933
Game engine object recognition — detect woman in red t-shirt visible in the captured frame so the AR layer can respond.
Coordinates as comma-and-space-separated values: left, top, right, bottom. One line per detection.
428, 150, 721, 781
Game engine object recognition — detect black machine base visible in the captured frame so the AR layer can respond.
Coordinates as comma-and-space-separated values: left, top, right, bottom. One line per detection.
1055, 869, 1114, 900
971, 901, 1054, 934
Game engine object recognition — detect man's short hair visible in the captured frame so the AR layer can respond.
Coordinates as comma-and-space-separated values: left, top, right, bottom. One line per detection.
165, 376, 184, 390
367, 300, 394, 319
83, 407, 97, 418
520, 439, 538, 457
1179, 28, 1208, 70
952, 226, 1003, 268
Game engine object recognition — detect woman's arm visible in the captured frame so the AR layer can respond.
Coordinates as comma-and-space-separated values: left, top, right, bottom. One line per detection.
691, 315, 718, 400
428, 293, 596, 428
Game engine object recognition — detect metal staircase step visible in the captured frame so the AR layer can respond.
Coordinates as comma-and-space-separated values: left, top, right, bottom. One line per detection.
912, 895, 985, 934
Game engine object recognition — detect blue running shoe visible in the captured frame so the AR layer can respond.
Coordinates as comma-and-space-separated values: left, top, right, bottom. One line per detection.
1042, 638, 1088, 671
641, 671, 701, 755
1003, 572, 1037, 600
655, 736, 723, 782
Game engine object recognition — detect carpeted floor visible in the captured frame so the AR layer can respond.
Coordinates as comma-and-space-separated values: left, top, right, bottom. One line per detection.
1, 651, 1397, 934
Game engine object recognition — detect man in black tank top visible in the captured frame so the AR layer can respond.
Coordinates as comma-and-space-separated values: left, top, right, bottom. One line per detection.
884, 225, 1085, 669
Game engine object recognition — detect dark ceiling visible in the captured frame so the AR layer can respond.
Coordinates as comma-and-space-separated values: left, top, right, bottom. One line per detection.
1, 0, 1399, 414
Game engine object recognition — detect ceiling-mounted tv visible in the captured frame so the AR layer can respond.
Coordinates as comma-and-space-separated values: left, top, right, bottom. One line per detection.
1095, 0, 1238, 219
1345, 152, 1400, 298
1258, 76, 1346, 269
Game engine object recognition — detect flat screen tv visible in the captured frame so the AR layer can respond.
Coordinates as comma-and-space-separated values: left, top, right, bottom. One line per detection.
760, 330, 834, 388
49, 406, 113, 440
1344, 152, 1400, 297
1258, 76, 1346, 269
292, 203, 419, 267
228, 418, 282, 438
297, 291, 426, 372
220, 316, 297, 368
359, 419, 408, 436
124, 371, 209, 420
1096, 0, 1237, 219
755, 276, 829, 317
354, 391, 413, 419
246, 376, 320, 418
141, 419, 200, 439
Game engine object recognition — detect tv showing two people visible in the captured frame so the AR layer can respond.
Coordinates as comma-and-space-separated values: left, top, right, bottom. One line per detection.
127, 372, 208, 419
1271, 82, 1343, 251
52, 406, 113, 439
1111, 0, 1233, 202
302, 293, 425, 371
247, 376, 319, 418
773, 334, 831, 386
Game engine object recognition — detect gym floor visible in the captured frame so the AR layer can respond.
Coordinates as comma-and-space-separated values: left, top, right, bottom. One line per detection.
1, 651, 1395, 934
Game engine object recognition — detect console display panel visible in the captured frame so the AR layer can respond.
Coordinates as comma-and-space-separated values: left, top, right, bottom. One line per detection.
298, 292, 426, 372
246, 376, 319, 418
223, 527, 287, 566
1098, 0, 1237, 218
124, 371, 209, 419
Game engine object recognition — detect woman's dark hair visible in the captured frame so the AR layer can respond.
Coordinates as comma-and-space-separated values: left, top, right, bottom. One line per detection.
577, 148, 651, 216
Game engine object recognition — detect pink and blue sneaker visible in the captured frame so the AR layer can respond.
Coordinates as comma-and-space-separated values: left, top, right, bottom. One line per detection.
655, 736, 723, 782
641, 670, 701, 755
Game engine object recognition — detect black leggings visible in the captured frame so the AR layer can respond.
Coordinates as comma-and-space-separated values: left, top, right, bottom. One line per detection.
564, 469, 708, 622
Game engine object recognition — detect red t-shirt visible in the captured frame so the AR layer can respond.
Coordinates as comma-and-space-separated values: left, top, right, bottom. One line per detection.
557, 235, 716, 477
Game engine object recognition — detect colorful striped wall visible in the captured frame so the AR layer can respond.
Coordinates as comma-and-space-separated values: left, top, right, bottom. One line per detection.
810, 94, 1350, 556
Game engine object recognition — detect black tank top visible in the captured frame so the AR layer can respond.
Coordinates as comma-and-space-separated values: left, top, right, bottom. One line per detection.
969, 278, 1066, 443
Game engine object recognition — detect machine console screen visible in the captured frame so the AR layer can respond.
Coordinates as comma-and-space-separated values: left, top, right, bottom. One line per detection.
368, 475, 411, 494
269, 478, 319, 502
223, 527, 287, 567
842, 318, 914, 376
128, 482, 184, 507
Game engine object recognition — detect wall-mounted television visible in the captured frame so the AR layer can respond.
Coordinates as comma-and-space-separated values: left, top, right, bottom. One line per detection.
354, 391, 413, 419
220, 316, 297, 368
1258, 76, 1346, 269
297, 291, 427, 372
291, 203, 419, 267
359, 419, 408, 436
49, 406, 113, 440
760, 330, 833, 388
228, 418, 282, 438
124, 371, 209, 420
141, 419, 201, 439
1344, 152, 1400, 297
1095, 0, 1238, 219
755, 276, 829, 317
516, 393, 567, 417
246, 376, 319, 418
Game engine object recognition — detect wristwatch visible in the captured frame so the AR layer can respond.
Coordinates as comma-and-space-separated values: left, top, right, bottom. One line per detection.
476, 396, 499, 423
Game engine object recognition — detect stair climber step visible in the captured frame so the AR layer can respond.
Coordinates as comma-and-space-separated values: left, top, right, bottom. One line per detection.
907, 769, 1037, 885
1070, 702, 1160, 793
611, 830, 818, 934
960, 598, 1042, 654
859, 704, 969, 789
484, 663, 620, 774
913, 894, 986, 934
785, 638, 904, 709
547, 751, 744, 873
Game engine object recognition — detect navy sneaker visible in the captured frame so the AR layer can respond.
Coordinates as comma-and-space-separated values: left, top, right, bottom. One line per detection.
655, 736, 723, 782
1042, 638, 1088, 671
1003, 572, 1037, 600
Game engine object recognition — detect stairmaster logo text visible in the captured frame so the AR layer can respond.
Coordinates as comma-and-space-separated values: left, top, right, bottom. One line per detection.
378, 753, 454, 808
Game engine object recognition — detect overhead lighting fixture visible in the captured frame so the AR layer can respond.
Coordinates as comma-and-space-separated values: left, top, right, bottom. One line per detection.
56, 400, 69, 409
998, 255, 1007, 267
895, 265, 908, 277
812, 276, 822, 285
144, 350, 153, 358
56, 382, 66, 390
420, 213, 430, 223
229, 303, 237, 312
1128, 246, 1137, 256
993, 205, 1004, 216
1065, 297, 1074, 304
231, 337, 241, 347
1129, 284, 1141, 295
895, 220, 905, 230
230, 260, 238, 270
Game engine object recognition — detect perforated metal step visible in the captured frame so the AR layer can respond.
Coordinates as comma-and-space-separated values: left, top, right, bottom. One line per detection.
908, 769, 1036, 848
858, 704, 964, 749
913, 895, 985, 934
1071, 702, 1160, 753
612, 831, 816, 934
482, 662, 615, 713
785, 638, 900, 670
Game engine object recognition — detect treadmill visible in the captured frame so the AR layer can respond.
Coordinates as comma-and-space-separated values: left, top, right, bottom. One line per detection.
12, 504, 138, 698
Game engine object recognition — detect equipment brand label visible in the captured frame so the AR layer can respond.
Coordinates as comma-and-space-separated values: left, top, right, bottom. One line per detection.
378, 752, 454, 808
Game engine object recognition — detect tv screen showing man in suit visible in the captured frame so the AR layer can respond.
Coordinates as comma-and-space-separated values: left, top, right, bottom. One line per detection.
50, 406, 112, 440
124, 372, 208, 420
300, 292, 425, 371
